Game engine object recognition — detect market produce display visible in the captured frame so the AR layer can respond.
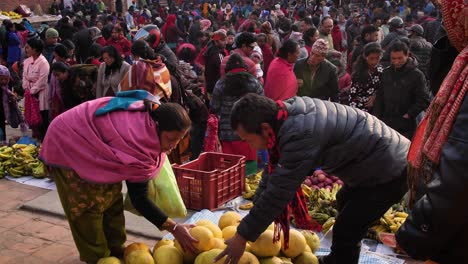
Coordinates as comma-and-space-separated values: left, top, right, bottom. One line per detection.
368, 204, 409, 241
0, 144, 46, 178
114, 211, 321, 264
0, 11, 22, 19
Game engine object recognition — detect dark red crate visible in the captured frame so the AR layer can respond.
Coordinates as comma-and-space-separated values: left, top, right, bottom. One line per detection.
172, 152, 246, 210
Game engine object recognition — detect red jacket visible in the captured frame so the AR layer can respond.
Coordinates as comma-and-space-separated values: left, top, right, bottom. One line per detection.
331, 25, 345, 52
259, 43, 274, 78
106, 36, 131, 57
264, 57, 298, 101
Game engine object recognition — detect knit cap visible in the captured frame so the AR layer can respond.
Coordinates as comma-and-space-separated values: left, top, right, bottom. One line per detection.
311, 39, 329, 56
26, 31, 40, 41
46, 28, 59, 39
0, 65, 10, 77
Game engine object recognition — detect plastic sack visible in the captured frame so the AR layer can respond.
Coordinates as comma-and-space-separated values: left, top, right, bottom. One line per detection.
16, 135, 37, 146
124, 157, 187, 218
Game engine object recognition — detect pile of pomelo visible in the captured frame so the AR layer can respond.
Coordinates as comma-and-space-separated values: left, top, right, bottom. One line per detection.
97, 211, 321, 264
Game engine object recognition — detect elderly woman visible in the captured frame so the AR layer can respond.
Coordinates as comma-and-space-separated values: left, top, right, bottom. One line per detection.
22, 38, 50, 140
96, 45, 130, 98
210, 53, 264, 175
39, 90, 197, 263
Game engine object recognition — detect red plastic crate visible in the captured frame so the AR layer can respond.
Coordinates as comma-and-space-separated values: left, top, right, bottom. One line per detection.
172, 152, 246, 210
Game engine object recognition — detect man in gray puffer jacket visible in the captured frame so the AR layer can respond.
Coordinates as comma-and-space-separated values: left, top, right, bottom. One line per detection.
216, 94, 409, 264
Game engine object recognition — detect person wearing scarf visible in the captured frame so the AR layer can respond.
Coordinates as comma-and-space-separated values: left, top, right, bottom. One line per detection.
39, 90, 197, 263
119, 40, 172, 101
395, 0, 468, 262
215, 94, 409, 264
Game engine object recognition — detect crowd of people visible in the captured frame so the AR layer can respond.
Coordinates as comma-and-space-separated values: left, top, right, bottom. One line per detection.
0, 0, 467, 263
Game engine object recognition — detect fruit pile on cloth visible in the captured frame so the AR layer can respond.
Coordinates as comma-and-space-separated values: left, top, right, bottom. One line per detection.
0, 144, 46, 179
99, 209, 405, 264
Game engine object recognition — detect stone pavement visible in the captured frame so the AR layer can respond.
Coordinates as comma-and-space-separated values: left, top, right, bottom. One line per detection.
0, 179, 156, 264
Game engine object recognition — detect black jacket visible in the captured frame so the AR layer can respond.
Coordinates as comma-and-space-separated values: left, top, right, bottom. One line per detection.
409, 36, 432, 78
73, 27, 92, 64
237, 97, 410, 241
373, 58, 430, 139
396, 94, 468, 264
294, 58, 339, 102
204, 43, 225, 94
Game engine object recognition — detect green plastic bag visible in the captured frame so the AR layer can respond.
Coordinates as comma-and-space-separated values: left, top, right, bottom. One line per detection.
124, 157, 187, 218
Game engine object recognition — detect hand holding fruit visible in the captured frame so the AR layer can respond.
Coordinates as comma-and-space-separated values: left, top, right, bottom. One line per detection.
214, 233, 247, 264
171, 223, 198, 254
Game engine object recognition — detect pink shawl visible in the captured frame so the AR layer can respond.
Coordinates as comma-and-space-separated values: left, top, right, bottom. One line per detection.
39, 97, 165, 184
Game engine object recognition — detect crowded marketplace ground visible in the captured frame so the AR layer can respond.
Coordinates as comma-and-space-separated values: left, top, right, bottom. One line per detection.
0, 0, 466, 263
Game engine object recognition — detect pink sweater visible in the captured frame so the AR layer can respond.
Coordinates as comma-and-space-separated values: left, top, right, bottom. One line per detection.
40, 97, 165, 184
264, 57, 298, 101
22, 55, 50, 111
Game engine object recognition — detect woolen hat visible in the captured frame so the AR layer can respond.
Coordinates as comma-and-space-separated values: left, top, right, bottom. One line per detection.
311, 38, 329, 56
46, 28, 59, 39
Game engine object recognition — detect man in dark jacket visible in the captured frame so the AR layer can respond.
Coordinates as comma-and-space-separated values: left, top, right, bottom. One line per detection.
346, 13, 362, 53
381, 17, 408, 50
351, 25, 380, 66
215, 94, 409, 264
294, 39, 339, 102
373, 41, 430, 139
204, 30, 228, 95
408, 25, 432, 79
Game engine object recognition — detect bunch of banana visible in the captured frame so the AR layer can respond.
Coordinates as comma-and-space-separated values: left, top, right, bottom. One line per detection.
367, 208, 409, 241
0, 11, 22, 19
29, 161, 46, 178
242, 171, 262, 200
0, 146, 14, 161
367, 224, 389, 240
322, 217, 335, 233
304, 184, 342, 227
379, 208, 408, 233
0, 144, 43, 178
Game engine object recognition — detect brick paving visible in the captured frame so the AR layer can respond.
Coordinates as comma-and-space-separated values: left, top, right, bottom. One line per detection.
0, 180, 157, 264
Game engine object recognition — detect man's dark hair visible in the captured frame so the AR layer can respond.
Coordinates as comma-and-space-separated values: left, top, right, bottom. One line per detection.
321, 16, 333, 25
302, 17, 313, 27
235, 32, 256, 48
389, 40, 409, 55
27, 38, 45, 54
231, 93, 277, 135
361, 25, 379, 40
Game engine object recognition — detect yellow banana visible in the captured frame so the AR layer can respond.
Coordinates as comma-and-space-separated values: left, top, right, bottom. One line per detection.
12, 144, 28, 149
239, 202, 254, 210
394, 212, 408, 218
242, 191, 255, 200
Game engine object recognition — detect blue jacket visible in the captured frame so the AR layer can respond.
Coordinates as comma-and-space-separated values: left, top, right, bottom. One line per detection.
6, 32, 21, 64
